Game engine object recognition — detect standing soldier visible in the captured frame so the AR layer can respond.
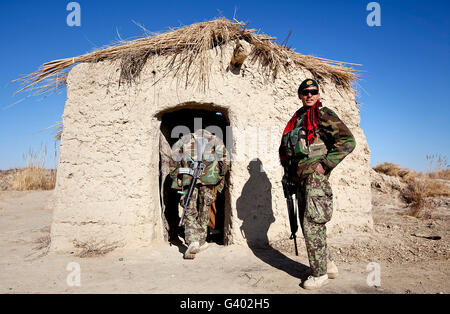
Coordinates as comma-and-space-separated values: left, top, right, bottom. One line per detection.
170, 129, 230, 259
279, 79, 356, 289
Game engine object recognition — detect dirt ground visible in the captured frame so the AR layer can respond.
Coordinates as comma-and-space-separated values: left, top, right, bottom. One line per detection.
0, 187, 448, 294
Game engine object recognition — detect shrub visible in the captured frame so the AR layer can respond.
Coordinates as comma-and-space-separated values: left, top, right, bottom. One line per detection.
373, 162, 416, 179
374, 156, 450, 218
13, 145, 56, 190
402, 178, 450, 218
73, 240, 121, 258
426, 154, 450, 179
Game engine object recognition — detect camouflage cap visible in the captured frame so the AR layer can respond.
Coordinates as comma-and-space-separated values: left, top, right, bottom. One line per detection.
298, 79, 319, 93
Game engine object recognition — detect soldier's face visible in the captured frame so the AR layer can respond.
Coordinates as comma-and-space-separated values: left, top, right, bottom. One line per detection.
299, 87, 320, 107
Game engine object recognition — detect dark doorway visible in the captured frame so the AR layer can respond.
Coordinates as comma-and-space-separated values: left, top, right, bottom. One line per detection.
159, 107, 231, 246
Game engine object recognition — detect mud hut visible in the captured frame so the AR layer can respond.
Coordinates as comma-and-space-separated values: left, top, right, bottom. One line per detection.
17, 18, 372, 252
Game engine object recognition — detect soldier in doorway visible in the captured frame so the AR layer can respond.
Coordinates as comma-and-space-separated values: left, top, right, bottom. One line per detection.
170, 129, 230, 259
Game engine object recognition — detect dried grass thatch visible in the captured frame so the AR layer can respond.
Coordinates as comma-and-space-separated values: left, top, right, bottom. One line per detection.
14, 18, 361, 95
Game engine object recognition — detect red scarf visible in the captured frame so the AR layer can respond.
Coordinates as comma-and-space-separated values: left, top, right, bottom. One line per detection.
282, 112, 298, 136
280, 101, 322, 163
302, 101, 322, 144
283, 101, 322, 143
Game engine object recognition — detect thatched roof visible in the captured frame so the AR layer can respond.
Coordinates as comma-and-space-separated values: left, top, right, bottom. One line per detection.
15, 18, 361, 95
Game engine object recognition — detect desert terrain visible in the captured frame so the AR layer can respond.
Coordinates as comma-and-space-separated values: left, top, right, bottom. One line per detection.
0, 169, 448, 294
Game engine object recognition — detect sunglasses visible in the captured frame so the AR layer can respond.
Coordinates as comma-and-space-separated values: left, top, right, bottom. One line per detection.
300, 89, 319, 96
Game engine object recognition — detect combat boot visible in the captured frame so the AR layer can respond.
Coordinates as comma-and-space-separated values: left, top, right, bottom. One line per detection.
193, 242, 210, 254
184, 241, 200, 259
327, 261, 339, 279
303, 274, 329, 290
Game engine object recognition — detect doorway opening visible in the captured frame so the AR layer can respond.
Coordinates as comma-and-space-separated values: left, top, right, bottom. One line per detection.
159, 106, 232, 246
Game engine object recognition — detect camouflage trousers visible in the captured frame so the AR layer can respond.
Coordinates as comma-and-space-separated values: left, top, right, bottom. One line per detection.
297, 171, 334, 277
181, 185, 216, 246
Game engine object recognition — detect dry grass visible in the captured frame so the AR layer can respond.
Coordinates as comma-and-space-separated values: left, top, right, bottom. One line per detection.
33, 235, 51, 254
25, 234, 51, 260
13, 145, 56, 191
428, 169, 450, 180
402, 179, 431, 217
372, 162, 418, 181
426, 154, 450, 180
73, 240, 121, 258
14, 18, 360, 95
373, 160, 450, 182
402, 178, 449, 218
373, 158, 450, 218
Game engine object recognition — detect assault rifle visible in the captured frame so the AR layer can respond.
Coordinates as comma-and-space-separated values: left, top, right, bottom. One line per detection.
178, 137, 208, 227
282, 166, 299, 256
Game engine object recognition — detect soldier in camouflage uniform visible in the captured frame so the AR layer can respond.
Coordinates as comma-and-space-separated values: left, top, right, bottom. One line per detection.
279, 79, 356, 289
170, 129, 230, 259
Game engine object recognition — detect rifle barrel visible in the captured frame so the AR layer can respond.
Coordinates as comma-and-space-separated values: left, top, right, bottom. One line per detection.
293, 235, 298, 256
283, 167, 299, 256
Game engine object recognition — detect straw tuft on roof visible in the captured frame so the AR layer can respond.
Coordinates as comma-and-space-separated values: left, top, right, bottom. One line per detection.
14, 18, 361, 95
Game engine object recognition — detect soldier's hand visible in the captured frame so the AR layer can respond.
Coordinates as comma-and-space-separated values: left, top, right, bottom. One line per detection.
316, 163, 326, 175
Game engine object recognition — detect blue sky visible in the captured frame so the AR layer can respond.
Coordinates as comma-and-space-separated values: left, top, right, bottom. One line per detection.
0, 0, 449, 171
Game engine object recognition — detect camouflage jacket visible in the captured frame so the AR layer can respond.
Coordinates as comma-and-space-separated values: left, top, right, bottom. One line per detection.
279, 106, 356, 180
170, 129, 230, 192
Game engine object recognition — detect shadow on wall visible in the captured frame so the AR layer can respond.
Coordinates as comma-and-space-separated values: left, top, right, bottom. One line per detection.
236, 158, 310, 280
